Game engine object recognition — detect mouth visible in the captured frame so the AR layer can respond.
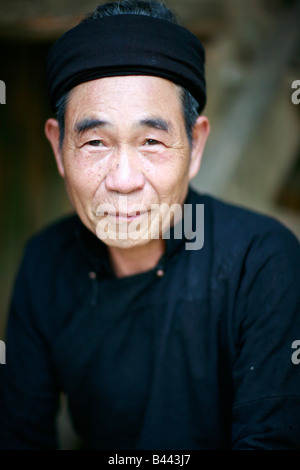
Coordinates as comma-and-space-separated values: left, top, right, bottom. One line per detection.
114, 211, 144, 221
95, 202, 150, 221
102, 210, 147, 222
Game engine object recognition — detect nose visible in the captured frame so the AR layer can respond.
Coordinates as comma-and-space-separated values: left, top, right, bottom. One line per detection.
105, 147, 145, 194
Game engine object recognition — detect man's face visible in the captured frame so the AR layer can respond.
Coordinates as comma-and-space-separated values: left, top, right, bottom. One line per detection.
46, 75, 209, 248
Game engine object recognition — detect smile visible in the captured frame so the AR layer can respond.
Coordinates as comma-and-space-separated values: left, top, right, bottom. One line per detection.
110, 211, 146, 221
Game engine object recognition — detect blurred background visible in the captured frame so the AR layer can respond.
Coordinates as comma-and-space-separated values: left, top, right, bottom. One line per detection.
0, 0, 299, 448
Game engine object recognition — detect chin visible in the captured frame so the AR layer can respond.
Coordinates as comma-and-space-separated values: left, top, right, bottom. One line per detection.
94, 212, 161, 249
95, 233, 153, 250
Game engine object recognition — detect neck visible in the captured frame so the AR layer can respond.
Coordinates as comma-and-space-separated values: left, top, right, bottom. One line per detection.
108, 238, 165, 278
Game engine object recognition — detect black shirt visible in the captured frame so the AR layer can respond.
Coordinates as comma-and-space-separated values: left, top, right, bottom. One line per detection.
1, 188, 300, 449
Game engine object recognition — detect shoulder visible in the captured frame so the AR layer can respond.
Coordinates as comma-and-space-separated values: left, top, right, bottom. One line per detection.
11, 214, 89, 332
25, 213, 82, 259
189, 187, 300, 256
188, 188, 300, 292
17, 214, 85, 288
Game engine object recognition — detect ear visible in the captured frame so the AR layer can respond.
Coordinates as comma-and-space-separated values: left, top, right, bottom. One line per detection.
188, 115, 210, 181
44, 118, 65, 177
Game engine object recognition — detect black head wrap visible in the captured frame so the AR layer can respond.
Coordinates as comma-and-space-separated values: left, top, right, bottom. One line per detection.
46, 14, 206, 112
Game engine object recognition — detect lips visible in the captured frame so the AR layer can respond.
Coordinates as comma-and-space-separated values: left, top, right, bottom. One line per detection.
95, 202, 150, 219
114, 211, 144, 220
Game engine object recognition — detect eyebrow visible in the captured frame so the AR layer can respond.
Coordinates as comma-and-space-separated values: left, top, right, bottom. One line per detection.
138, 117, 172, 133
73, 116, 173, 136
74, 118, 110, 136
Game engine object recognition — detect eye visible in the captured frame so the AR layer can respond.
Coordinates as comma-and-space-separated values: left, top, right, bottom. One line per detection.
144, 139, 160, 146
87, 140, 105, 147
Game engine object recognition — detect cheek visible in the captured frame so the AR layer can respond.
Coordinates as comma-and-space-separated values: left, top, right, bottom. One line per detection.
65, 153, 101, 186
63, 154, 104, 199
146, 151, 190, 196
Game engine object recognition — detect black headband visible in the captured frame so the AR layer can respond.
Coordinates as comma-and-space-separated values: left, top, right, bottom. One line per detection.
46, 14, 206, 112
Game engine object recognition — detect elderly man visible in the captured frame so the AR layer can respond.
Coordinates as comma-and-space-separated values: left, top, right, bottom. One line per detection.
0, 0, 300, 451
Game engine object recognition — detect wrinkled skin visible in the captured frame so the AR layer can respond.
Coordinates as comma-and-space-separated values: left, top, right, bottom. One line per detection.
45, 75, 210, 276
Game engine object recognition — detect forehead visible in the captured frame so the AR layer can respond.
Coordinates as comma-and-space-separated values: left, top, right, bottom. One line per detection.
65, 75, 184, 124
